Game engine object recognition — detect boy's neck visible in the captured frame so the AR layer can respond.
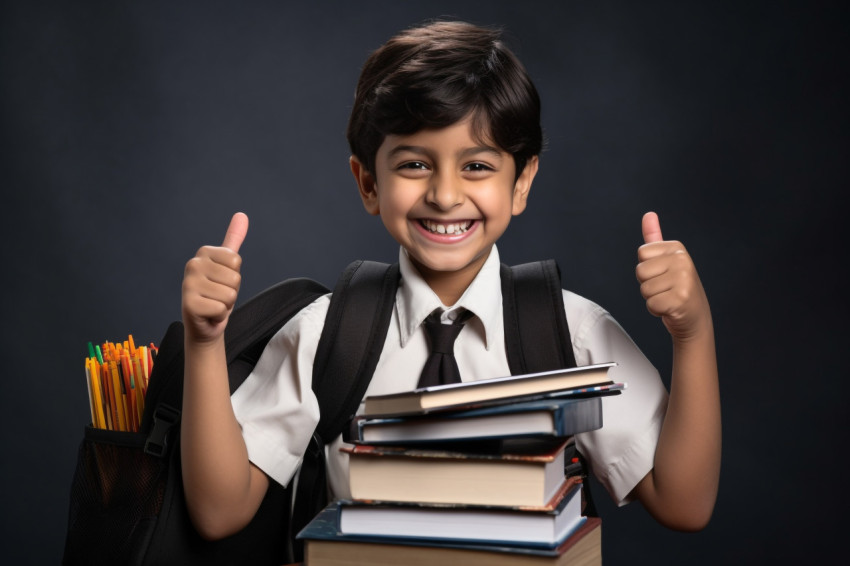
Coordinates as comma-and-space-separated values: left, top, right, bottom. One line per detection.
409, 248, 492, 306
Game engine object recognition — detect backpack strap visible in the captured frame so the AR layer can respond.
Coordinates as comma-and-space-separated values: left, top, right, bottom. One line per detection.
290, 260, 399, 561
501, 260, 577, 375
225, 277, 333, 390
501, 260, 598, 516
139, 277, 329, 441
312, 261, 400, 440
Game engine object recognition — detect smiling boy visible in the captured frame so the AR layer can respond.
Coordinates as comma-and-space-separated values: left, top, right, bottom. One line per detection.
180, 20, 720, 545
350, 116, 537, 305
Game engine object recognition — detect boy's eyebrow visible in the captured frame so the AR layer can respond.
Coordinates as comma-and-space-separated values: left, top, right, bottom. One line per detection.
387, 144, 504, 159
459, 145, 503, 159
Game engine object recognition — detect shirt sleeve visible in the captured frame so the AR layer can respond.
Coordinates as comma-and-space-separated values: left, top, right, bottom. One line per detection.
564, 291, 669, 506
230, 293, 331, 488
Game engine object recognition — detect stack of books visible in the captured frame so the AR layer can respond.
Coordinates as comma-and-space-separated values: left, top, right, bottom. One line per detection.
298, 363, 623, 566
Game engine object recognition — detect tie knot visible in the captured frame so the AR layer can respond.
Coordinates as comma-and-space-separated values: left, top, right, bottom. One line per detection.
417, 309, 472, 389
423, 310, 470, 354
424, 318, 462, 354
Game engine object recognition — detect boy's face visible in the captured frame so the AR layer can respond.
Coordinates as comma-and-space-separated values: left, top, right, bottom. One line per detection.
351, 118, 538, 292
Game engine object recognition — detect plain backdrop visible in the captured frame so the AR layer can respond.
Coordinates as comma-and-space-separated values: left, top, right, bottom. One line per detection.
1, 1, 847, 564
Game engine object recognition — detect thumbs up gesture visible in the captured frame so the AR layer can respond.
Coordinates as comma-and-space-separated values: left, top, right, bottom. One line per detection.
636, 212, 711, 342
182, 212, 249, 343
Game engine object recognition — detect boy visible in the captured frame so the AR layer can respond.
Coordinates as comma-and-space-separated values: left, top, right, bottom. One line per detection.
180, 21, 720, 540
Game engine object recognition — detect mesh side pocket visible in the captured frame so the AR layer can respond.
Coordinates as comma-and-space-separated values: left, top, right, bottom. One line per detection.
63, 427, 169, 566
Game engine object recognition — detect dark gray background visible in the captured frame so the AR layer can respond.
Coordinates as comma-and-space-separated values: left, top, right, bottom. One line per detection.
2, 1, 847, 564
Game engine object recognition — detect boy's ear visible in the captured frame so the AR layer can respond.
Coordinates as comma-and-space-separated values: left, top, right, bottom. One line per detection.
350, 155, 380, 216
511, 155, 538, 216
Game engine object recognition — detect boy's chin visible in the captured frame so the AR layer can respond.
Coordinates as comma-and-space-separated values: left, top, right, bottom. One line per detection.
406, 247, 492, 277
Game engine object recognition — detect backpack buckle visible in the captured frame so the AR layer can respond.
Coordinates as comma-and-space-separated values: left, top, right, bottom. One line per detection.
144, 404, 181, 457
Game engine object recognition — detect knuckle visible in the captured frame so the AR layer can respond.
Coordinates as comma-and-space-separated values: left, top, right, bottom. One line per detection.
672, 249, 690, 265
185, 256, 201, 274
218, 251, 241, 272
196, 245, 215, 258
223, 286, 239, 306
645, 297, 662, 317
637, 245, 654, 262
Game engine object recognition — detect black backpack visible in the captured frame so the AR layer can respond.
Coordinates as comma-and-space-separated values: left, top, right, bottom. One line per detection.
62, 259, 587, 566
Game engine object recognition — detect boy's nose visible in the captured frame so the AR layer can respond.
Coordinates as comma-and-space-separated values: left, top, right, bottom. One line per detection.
425, 172, 463, 210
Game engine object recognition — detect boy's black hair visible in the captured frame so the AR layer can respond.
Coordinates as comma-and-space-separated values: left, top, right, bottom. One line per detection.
347, 20, 542, 177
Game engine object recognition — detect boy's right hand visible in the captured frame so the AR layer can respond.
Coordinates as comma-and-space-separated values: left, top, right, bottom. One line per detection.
182, 212, 249, 344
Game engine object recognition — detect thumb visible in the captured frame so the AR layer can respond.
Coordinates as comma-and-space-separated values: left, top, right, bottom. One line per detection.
641, 211, 663, 244
222, 212, 249, 252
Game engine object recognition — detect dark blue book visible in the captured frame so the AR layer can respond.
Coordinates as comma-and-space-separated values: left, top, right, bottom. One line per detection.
297, 502, 602, 565
351, 396, 605, 445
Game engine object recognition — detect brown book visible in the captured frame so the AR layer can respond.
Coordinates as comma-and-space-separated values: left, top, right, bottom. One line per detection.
361, 363, 616, 417
342, 438, 570, 507
302, 511, 602, 566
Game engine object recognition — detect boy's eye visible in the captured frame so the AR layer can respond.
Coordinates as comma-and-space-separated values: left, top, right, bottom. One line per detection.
398, 161, 429, 170
464, 162, 494, 172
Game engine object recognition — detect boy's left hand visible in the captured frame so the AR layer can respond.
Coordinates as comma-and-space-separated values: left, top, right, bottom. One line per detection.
636, 212, 711, 343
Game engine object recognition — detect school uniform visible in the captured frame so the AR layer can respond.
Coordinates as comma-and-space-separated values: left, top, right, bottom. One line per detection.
231, 245, 668, 506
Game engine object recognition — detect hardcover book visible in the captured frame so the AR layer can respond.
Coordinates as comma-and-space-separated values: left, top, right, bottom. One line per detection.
299, 503, 602, 566
361, 362, 618, 417
342, 438, 570, 507
338, 475, 584, 547
351, 396, 604, 445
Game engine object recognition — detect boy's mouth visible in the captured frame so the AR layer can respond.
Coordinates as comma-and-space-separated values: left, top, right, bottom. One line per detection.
419, 219, 474, 235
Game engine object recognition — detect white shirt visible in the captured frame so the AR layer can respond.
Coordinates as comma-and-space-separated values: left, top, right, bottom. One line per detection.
231, 246, 668, 506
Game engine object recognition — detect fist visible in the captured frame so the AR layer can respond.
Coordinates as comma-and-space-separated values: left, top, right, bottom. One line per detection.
636, 212, 710, 342
182, 212, 249, 343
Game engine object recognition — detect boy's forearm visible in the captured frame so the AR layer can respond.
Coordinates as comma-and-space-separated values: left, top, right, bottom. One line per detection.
637, 315, 721, 530
181, 337, 267, 538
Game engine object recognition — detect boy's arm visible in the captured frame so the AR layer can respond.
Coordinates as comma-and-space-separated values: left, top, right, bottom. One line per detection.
631, 212, 721, 531
180, 212, 270, 539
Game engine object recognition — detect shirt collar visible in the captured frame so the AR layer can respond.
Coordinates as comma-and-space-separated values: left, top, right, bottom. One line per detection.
396, 245, 504, 350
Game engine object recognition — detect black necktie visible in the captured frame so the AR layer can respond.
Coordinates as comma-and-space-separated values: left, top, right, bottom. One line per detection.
417, 309, 472, 388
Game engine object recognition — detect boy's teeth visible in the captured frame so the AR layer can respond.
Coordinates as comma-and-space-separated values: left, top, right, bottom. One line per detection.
421, 220, 472, 234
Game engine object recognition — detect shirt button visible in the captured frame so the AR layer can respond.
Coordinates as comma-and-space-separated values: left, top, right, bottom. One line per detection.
447, 310, 458, 321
